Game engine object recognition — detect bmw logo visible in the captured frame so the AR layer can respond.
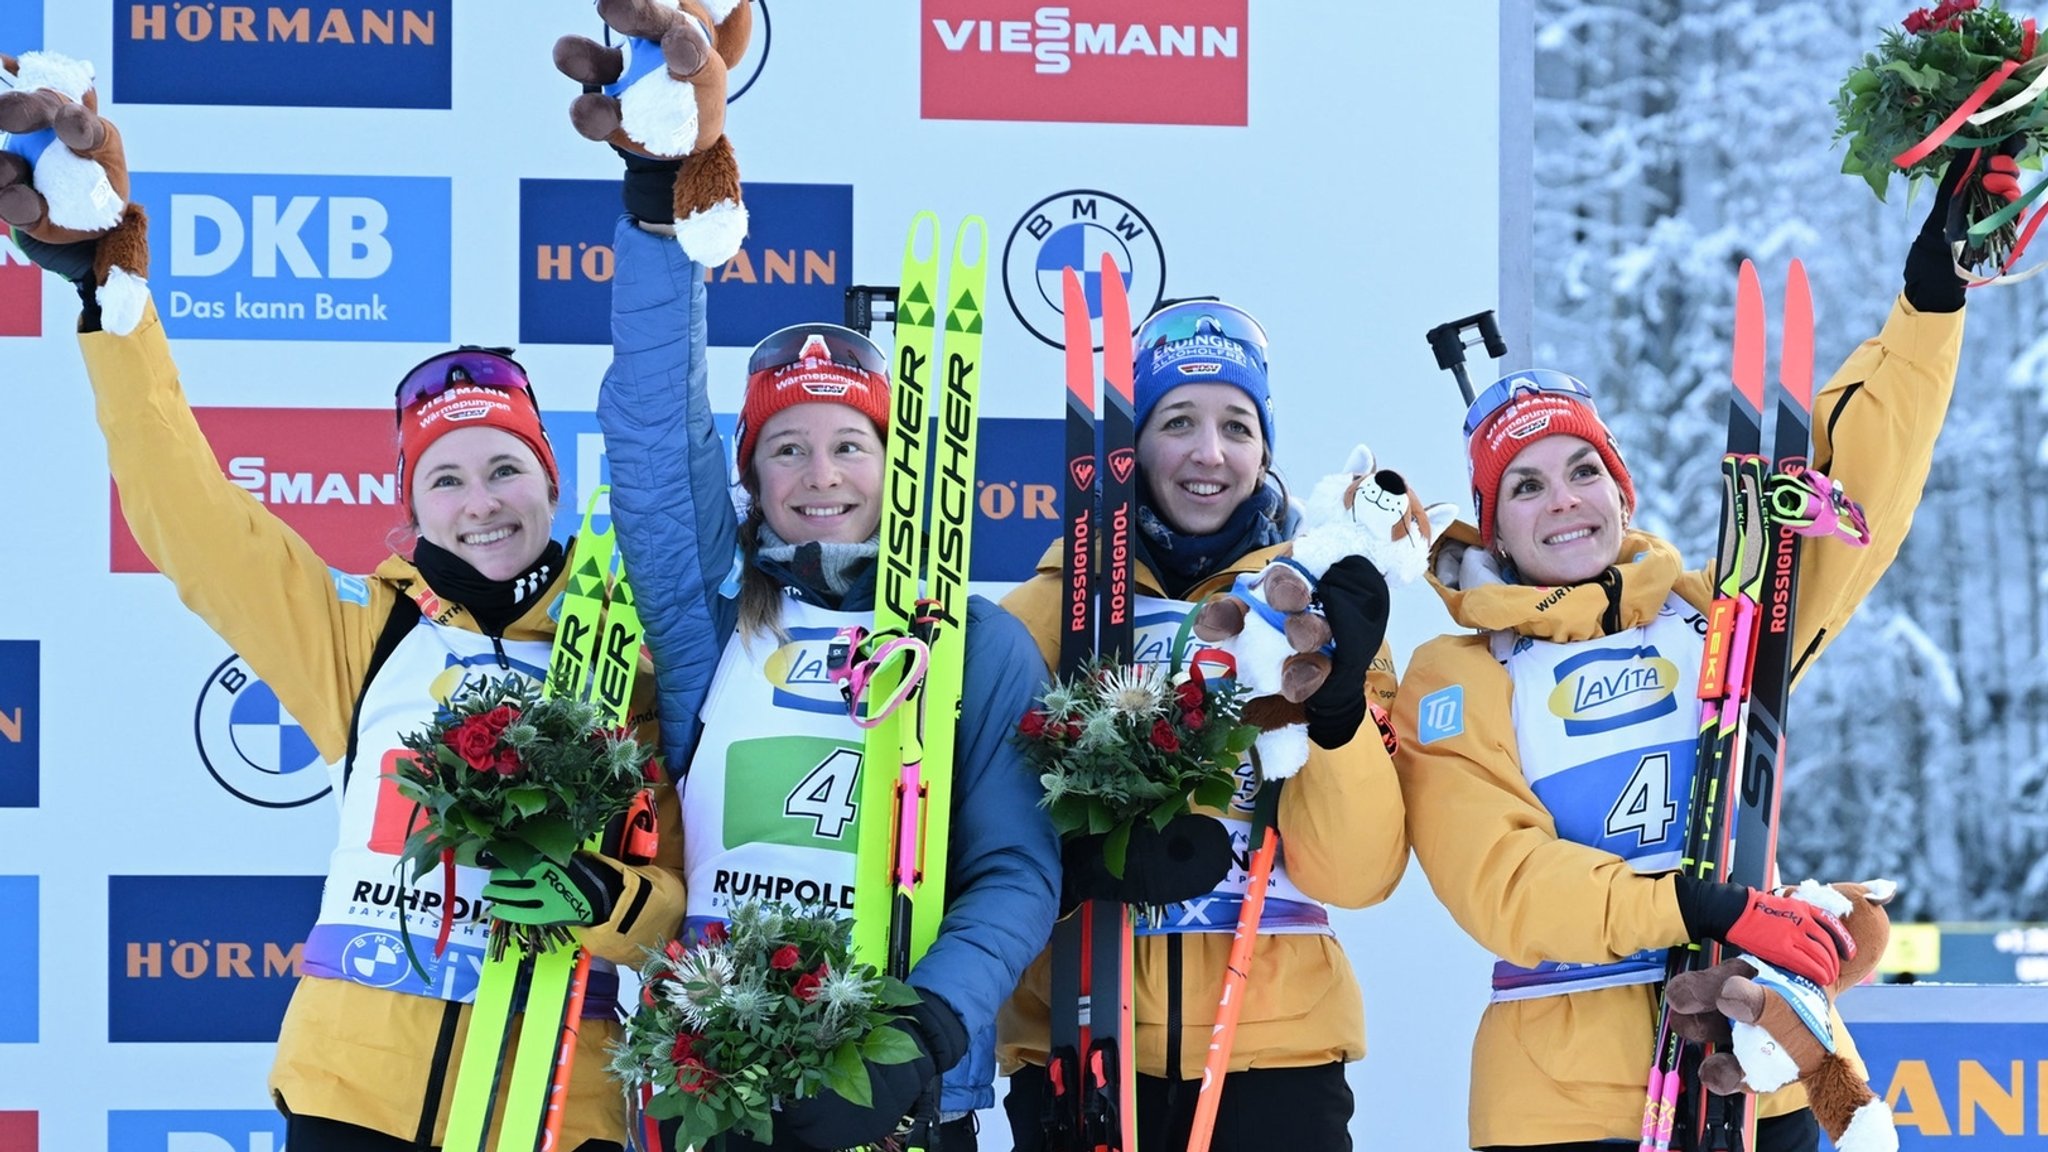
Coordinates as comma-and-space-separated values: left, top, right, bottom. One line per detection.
1003, 190, 1166, 350
194, 654, 333, 808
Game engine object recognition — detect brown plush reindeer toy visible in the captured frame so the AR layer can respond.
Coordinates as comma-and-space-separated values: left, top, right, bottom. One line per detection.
1666, 879, 1900, 1152
0, 52, 150, 335
554, 0, 750, 266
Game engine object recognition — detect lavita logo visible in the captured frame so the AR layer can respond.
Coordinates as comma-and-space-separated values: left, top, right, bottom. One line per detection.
109, 1110, 286, 1152
134, 172, 451, 341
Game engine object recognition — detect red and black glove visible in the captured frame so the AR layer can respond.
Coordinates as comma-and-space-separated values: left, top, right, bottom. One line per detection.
1674, 873, 1855, 988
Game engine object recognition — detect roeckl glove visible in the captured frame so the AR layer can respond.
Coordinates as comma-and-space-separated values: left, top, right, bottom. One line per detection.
481, 853, 622, 927
1675, 873, 1855, 988
1302, 556, 1392, 749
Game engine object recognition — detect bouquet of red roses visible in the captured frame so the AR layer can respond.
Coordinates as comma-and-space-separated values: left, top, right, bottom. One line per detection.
389, 674, 650, 956
1835, 0, 2046, 270
609, 901, 921, 1150
1015, 657, 1258, 877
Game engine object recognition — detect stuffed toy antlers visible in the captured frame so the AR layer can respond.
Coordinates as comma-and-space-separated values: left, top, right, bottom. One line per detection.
554, 0, 750, 266
0, 51, 150, 335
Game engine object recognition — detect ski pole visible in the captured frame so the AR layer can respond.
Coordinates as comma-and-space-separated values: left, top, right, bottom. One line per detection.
1425, 310, 1506, 405
1185, 781, 1282, 1152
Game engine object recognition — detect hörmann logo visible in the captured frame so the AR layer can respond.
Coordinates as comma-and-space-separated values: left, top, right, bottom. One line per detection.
1003, 190, 1164, 350
518, 179, 850, 347
115, 2, 451, 109
923, 0, 1247, 125
0, 642, 36, 809
107, 874, 323, 1042
113, 408, 401, 576
134, 172, 451, 341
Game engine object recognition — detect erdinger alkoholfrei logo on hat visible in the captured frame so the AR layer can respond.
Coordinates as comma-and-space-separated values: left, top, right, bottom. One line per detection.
1003, 189, 1165, 349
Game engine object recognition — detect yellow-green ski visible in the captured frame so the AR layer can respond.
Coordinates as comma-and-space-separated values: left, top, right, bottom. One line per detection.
443, 488, 642, 1152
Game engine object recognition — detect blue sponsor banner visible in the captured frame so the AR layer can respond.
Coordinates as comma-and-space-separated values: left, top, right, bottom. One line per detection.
0, 640, 36, 808
518, 179, 852, 348
133, 172, 450, 342
110, 1110, 285, 1152
113, 1, 450, 109
0, 876, 34, 1043
1837, 984, 2048, 1148
107, 875, 323, 1042
0, 2, 42, 52
970, 417, 1063, 582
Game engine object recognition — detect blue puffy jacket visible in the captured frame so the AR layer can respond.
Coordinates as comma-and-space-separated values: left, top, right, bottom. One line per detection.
594, 216, 1058, 1115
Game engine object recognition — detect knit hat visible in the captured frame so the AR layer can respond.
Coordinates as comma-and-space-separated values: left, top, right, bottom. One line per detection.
1466, 370, 1635, 550
735, 325, 892, 474
1132, 300, 1275, 446
395, 349, 557, 508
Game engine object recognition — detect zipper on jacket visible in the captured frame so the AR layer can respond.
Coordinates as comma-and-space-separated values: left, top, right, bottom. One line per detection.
489, 633, 510, 670
1818, 381, 1864, 473
1166, 933, 1184, 1079
415, 1001, 464, 1144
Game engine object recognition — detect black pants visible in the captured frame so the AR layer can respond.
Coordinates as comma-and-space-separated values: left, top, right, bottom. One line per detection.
1004, 1061, 1353, 1152
1479, 1106, 1820, 1152
704, 1114, 978, 1151
284, 1113, 622, 1152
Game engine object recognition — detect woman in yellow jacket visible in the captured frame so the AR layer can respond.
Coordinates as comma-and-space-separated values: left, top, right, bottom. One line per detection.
997, 300, 1409, 1151
1392, 158, 1988, 1151
8, 111, 683, 1151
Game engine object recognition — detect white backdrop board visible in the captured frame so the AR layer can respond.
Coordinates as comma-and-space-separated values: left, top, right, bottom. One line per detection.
0, 2, 1503, 1149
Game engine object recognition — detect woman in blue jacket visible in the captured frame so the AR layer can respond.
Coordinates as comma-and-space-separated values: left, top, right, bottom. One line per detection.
593, 170, 1059, 1150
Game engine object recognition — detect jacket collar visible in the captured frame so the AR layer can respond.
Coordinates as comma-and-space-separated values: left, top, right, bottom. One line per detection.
1425, 523, 1684, 643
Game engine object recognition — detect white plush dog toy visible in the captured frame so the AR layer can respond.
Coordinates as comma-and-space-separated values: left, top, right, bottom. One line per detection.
1191, 444, 1455, 776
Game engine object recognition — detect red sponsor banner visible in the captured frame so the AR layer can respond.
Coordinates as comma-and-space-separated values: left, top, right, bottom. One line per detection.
0, 231, 41, 337
922, 0, 1247, 126
0, 1112, 35, 1150
111, 408, 402, 575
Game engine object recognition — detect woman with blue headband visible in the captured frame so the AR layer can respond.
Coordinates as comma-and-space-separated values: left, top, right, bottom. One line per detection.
996, 299, 1408, 1151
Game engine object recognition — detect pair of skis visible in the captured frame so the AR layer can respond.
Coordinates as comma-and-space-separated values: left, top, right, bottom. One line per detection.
444, 491, 646, 1152
1642, 259, 1860, 1152
1043, 254, 1141, 1152
842, 212, 988, 1144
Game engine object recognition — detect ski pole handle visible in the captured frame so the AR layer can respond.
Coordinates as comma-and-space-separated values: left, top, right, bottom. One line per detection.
1425, 310, 1506, 406
1187, 786, 1283, 1152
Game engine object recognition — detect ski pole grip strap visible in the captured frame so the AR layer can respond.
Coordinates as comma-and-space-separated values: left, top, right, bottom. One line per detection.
846, 636, 930, 729
1767, 466, 1870, 547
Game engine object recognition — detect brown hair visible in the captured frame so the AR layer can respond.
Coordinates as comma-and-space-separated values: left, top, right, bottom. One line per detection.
735, 473, 789, 646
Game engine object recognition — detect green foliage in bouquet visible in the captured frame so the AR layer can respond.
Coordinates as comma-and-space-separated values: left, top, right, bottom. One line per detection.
1834, 0, 2041, 199
1016, 658, 1258, 877
610, 902, 922, 1150
389, 674, 650, 952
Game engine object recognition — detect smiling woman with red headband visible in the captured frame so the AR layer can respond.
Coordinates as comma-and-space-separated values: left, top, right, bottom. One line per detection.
14, 155, 684, 1152
1391, 155, 1994, 1152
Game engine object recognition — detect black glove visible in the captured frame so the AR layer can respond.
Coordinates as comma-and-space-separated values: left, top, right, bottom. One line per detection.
11, 230, 104, 330
1060, 814, 1232, 913
1302, 556, 1391, 749
1904, 135, 2026, 313
777, 993, 967, 1150
618, 146, 682, 228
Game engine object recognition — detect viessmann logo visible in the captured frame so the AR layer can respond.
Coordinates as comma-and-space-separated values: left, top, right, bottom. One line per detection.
922, 0, 1247, 126
133, 172, 451, 342
111, 408, 401, 576
114, 1, 451, 108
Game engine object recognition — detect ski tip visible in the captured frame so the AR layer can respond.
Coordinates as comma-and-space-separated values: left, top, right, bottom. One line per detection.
950, 216, 989, 271
1733, 262, 1766, 411
902, 211, 942, 266
1781, 260, 1815, 408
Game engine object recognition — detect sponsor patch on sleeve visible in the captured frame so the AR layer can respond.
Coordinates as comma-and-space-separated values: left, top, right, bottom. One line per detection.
329, 569, 370, 607
1417, 685, 1465, 744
